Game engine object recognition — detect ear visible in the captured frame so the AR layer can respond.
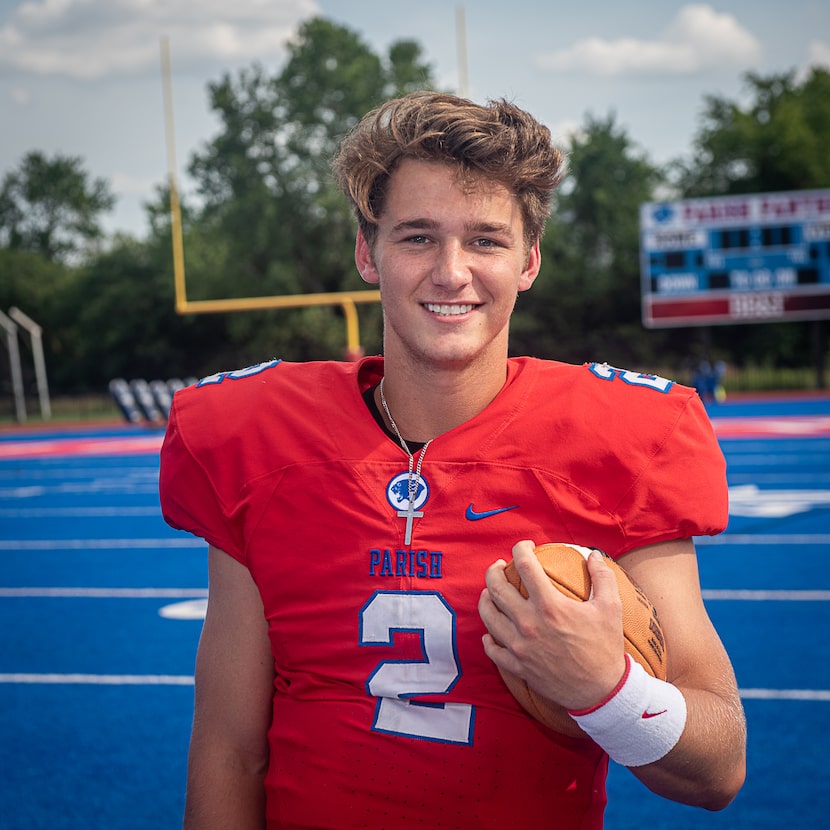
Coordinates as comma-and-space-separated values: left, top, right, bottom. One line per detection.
355, 229, 379, 285
518, 240, 541, 292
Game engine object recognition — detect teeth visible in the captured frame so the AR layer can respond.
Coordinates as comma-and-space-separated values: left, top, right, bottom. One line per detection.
425, 303, 475, 316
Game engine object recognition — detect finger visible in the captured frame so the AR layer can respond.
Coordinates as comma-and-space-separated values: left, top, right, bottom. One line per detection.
585, 549, 620, 604
479, 551, 526, 642
477, 585, 498, 627
480, 631, 504, 661
478, 591, 516, 656
507, 539, 538, 588
511, 539, 536, 560
481, 631, 524, 675
482, 555, 523, 614
511, 539, 563, 604
483, 557, 508, 588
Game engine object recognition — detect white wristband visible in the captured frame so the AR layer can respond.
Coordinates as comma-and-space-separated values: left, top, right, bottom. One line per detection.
568, 654, 687, 767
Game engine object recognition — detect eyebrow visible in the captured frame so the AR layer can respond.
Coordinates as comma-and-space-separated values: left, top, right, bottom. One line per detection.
391, 219, 516, 238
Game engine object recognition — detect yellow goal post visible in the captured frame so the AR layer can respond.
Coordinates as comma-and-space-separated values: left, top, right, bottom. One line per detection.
160, 37, 380, 360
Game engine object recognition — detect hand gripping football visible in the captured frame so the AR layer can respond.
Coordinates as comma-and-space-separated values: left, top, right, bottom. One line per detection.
499, 542, 667, 737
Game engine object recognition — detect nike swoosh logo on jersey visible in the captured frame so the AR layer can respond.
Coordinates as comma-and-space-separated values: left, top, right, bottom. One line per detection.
465, 504, 519, 521
641, 709, 668, 719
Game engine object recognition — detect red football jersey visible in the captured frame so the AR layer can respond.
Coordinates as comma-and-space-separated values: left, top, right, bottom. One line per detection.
159, 356, 727, 829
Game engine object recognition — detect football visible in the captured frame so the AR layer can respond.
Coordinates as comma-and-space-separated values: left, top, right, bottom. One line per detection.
499, 542, 667, 737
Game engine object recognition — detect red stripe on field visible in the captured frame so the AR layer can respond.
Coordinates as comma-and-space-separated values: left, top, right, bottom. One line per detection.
709, 415, 830, 438
0, 434, 164, 459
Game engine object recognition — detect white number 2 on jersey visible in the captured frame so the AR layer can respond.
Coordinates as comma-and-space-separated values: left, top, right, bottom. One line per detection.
359, 591, 475, 745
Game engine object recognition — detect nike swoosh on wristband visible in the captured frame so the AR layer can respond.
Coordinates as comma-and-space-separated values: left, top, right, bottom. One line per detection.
641, 709, 668, 719
465, 504, 519, 521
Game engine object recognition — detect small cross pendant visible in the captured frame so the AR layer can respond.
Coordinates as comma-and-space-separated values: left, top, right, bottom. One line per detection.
397, 504, 424, 546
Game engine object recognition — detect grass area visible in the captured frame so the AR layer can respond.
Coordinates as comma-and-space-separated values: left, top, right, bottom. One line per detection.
653, 365, 827, 396
0, 393, 122, 427
721, 365, 825, 394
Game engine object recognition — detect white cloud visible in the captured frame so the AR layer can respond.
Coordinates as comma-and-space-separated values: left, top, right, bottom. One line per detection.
535, 4, 761, 77
0, 0, 320, 79
807, 40, 830, 70
548, 117, 581, 147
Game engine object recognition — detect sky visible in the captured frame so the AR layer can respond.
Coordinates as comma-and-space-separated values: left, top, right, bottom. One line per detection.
1, 0, 828, 238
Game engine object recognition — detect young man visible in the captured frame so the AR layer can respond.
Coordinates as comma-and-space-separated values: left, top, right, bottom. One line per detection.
159, 92, 746, 829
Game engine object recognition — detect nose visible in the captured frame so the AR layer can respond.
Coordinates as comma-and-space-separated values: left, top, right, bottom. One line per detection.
431, 241, 472, 290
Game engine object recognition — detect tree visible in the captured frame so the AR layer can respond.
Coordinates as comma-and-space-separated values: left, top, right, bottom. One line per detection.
0, 247, 71, 407
0, 247, 70, 319
51, 234, 222, 390
511, 113, 665, 366
0, 151, 115, 263
180, 17, 435, 363
671, 67, 830, 197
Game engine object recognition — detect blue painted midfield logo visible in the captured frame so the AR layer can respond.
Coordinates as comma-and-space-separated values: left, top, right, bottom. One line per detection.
465, 504, 519, 521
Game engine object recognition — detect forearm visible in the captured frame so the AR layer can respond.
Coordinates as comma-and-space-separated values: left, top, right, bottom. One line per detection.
629, 683, 746, 810
183, 742, 268, 830
182, 547, 275, 829
615, 541, 747, 808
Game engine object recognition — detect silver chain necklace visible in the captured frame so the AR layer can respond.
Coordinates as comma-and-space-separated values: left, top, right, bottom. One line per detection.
379, 377, 433, 545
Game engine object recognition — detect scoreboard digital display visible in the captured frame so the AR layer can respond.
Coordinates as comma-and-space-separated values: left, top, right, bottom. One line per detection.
640, 189, 830, 328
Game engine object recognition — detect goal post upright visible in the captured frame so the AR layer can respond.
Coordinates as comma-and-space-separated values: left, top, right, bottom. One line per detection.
159, 38, 380, 359
8, 307, 51, 419
0, 309, 26, 422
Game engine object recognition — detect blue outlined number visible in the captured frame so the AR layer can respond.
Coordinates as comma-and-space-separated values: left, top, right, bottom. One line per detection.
197, 359, 281, 387
588, 362, 674, 393
359, 591, 474, 745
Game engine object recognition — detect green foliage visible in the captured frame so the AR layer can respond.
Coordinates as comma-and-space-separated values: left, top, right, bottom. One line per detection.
511, 113, 665, 366
0, 151, 115, 263
387, 40, 435, 95
0, 247, 70, 315
670, 67, 830, 196
0, 248, 71, 403
45, 236, 211, 389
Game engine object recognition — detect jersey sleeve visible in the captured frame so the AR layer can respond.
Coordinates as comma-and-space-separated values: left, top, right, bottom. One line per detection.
158, 392, 244, 562
613, 389, 728, 553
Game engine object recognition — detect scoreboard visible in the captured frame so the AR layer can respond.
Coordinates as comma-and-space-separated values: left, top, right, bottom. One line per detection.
640, 189, 830, 328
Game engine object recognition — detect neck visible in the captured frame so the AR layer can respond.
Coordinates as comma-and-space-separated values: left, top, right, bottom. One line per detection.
377, 357, 509, 443
378, 377, 428, 453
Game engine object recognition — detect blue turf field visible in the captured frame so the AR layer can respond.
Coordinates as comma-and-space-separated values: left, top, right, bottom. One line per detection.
1, 396, 829, 829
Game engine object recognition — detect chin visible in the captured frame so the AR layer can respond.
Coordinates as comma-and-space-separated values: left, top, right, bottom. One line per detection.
416, 342, 497, 371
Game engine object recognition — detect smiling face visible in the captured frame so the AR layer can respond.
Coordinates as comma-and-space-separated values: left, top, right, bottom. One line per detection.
356, 159, 541, 378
